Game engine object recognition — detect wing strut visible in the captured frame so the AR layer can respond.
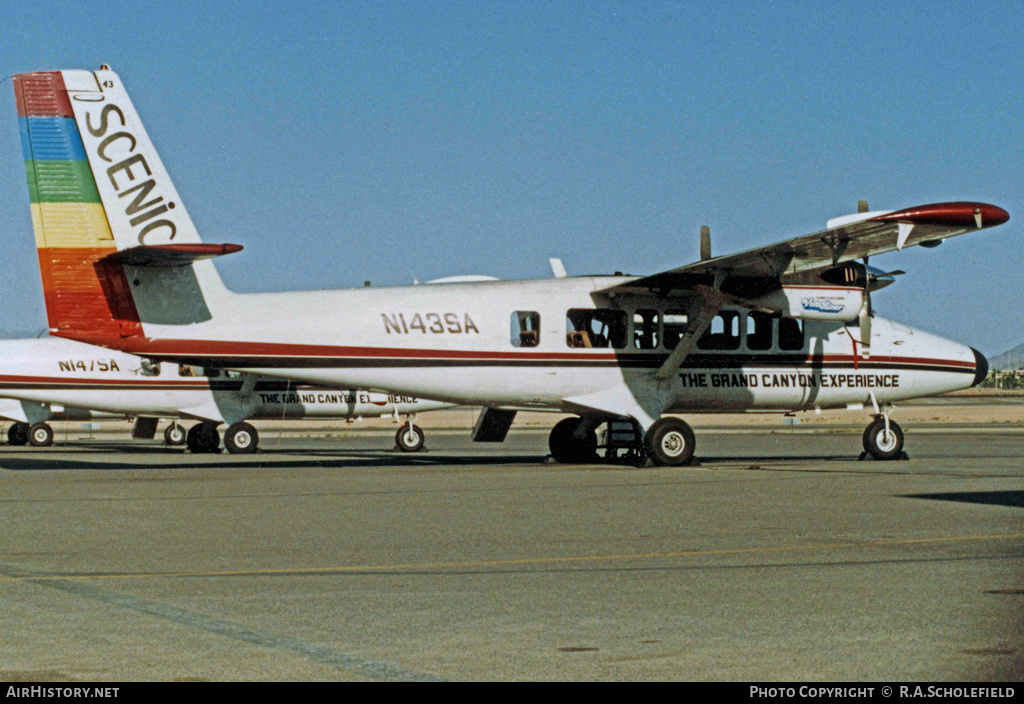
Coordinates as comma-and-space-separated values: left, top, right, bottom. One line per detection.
653, 286, 728, 381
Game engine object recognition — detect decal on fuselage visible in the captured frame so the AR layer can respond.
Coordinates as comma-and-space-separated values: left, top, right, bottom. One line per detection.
381, 312, 480, 334
680, 371, 900, 389
801, 297, 846, 314
257, 391, 419, 405
57, 359, 121, 373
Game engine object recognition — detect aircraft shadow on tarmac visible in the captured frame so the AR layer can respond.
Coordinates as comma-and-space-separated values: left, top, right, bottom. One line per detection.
0, 441, 903, 473
907, 490, 1024, 509
0, 444, 552, 472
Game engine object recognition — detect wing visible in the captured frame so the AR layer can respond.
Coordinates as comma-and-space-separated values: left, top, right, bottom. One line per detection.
606, 201, 1009, 293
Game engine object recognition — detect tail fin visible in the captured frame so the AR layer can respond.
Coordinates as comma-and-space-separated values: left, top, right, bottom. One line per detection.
14, 68, 236, 342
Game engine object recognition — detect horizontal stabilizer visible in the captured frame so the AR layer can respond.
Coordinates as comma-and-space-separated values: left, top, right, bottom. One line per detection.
104, 244, 243, 268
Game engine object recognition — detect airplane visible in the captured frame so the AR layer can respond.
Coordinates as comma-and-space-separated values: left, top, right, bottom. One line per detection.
0, 335, 451, 452
10, 66, 1008, 465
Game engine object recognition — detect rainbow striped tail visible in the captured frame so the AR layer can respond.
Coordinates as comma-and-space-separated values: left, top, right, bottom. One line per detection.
15, 70, 141, 339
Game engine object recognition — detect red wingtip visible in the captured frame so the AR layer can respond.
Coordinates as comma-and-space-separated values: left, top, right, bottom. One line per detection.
872, 201, 1009, 228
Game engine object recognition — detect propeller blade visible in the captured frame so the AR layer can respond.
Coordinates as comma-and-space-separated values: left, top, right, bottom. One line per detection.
869, 269, 906, 280
860, 256, 872, 357
859, 298, 872, 357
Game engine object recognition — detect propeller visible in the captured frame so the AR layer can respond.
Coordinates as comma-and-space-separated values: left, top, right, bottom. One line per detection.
856, 258, 907, 357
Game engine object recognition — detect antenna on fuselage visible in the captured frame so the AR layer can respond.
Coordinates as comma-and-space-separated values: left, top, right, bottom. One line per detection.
700, 226, 711, 261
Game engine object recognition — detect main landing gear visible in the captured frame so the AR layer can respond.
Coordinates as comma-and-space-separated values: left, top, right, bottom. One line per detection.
547, 416, 697, 467
186, 422, 221, 453
548, 417, 599, 464
643, 417, 696, 467
6, 422, 54, 447
184, 421, 260, 454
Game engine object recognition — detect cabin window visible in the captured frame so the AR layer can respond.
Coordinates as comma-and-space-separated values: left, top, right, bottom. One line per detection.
566, 309, 627, 349
633, 309, 660, 349
179, 364, 197, 377
697, 311, 741, 351
511, 311, 541, 348
662, 310, 689, 348
779, 317, 805, 351
746, 311, 773, 351
140, 360, 161, 377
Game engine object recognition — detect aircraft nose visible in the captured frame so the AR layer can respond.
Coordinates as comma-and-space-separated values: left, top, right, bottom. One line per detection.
971, 347, 989, 387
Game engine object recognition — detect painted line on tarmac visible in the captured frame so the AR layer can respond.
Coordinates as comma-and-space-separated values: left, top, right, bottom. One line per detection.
0, 563, 442, 682
3, 532, 1023, 584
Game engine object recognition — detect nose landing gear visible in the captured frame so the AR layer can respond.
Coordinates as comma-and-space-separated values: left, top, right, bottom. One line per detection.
861, 416, 906, 460
395, 420, 425, 452
859, 398, 908, 461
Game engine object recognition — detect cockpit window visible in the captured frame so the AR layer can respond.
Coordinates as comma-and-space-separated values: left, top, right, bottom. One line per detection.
779, 318, 805, 351
746, 311, 773, 351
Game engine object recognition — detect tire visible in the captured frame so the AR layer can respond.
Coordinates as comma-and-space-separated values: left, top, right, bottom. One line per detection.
395, 423, 425, 452
548, 417, 598, 464
186, 422, 220, 453
28, 422, 54, 447
7, 422, 28, 446
224, 422, 259, 454
863, 418, 904, 460
643, 417, 695, 467
164, 423, 186, 446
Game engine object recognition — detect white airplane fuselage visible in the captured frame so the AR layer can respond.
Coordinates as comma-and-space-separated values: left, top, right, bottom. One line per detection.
103, 274, 984, 417
0, 336, 452, 425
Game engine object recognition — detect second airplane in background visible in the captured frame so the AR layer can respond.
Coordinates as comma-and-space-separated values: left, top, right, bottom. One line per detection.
0, 335, 449, 452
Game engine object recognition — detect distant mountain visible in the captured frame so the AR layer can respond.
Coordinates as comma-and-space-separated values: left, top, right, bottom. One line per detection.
990, 343, 1024, 371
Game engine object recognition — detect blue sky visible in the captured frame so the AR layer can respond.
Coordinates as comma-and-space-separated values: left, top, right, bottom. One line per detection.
0, 0, 1020, 355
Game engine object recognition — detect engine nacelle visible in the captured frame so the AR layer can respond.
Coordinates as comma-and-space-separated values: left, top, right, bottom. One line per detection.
748, 287, 863, 322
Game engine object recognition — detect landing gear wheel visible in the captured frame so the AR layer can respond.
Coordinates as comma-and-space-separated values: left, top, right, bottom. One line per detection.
28, 422, 54, 447
164, 423, 186, 446
7, 422, 28, 446
863, 417, 904, 460
548, 417, 598, 464
224, 422, 259, 454
395, 423, 424, 452
186, 422, 220, 453
643, 417, 695, 467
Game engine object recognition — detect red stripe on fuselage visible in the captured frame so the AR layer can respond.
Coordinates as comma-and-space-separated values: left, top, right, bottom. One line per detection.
57, 334, 975, 371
